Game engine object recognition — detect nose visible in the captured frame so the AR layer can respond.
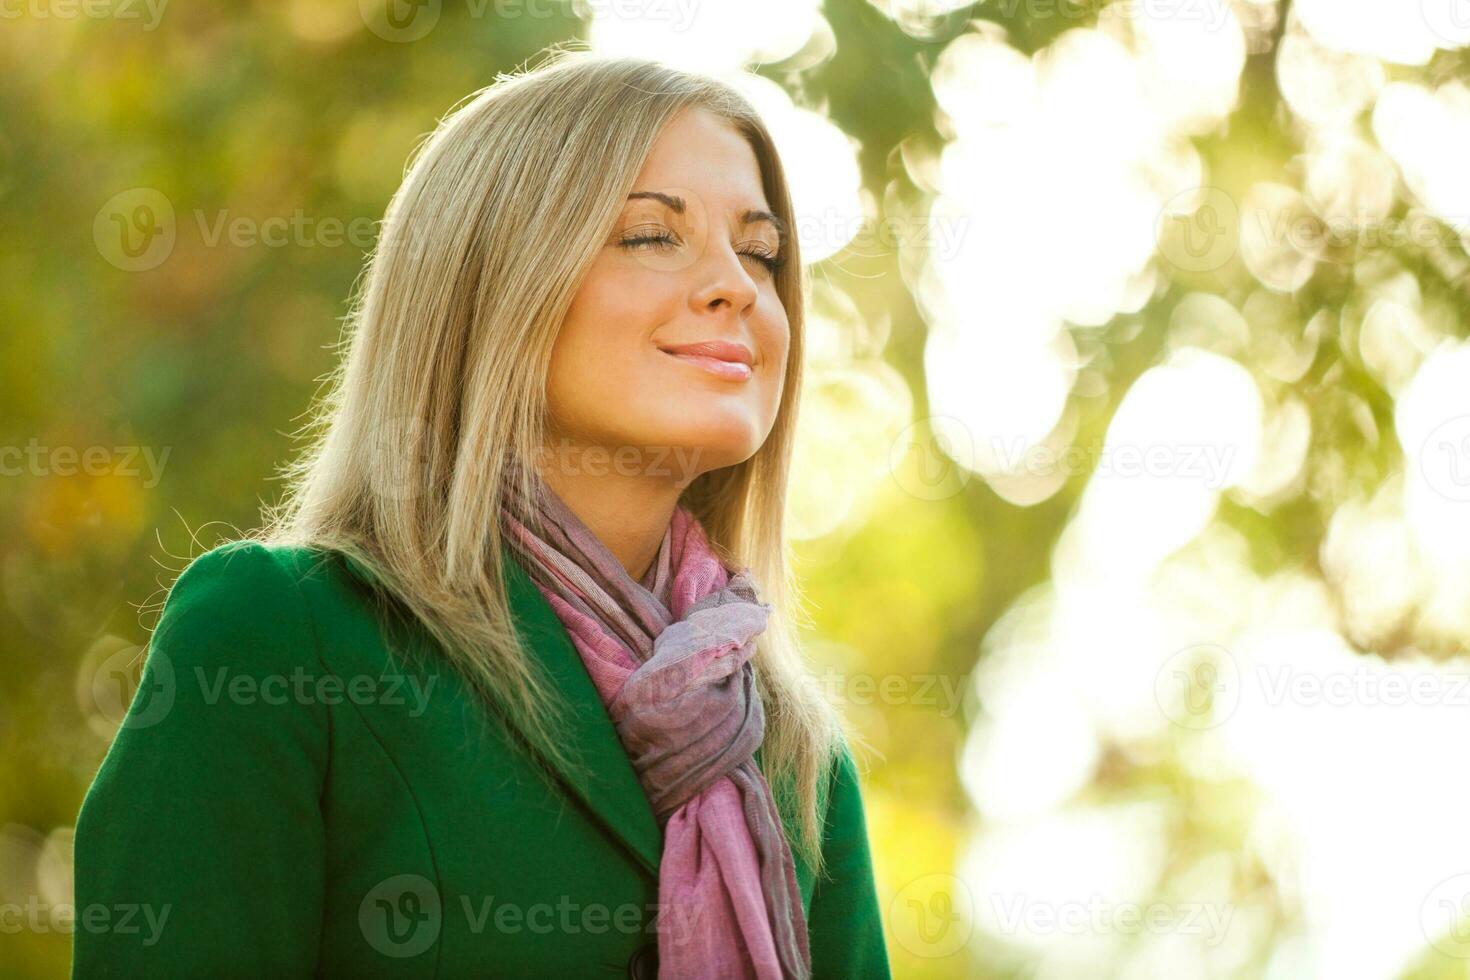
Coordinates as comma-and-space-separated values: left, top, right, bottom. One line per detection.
688, 238, 759, 317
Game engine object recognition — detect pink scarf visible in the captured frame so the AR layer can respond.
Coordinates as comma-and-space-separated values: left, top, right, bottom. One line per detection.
499, 471, 811, 979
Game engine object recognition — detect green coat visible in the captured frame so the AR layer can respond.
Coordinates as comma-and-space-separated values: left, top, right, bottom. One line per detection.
72, 540, 891, 978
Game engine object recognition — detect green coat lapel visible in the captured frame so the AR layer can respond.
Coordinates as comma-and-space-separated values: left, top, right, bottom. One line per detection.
497, 544, 667, 880
499, 547, 790, 884
336, 545, 665, 879
340, 544, 790, 889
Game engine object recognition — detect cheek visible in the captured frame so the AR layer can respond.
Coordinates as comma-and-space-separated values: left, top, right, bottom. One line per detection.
564, 262, 672, 345
758, 304, 791, 378
554, 267, 661, 371
752, 310, 791, 432
546, 266, 671, 428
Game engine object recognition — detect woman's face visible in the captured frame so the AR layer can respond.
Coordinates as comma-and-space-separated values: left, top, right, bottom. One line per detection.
544, 107, 791, 487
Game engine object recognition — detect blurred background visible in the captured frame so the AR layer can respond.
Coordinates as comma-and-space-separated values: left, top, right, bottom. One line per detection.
5, 0, 1470, 976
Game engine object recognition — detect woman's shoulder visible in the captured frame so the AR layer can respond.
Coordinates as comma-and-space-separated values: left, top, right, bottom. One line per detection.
164, 538, 358, 607
73, 549, 337, 977
134, 542, 316, 705
148, 539, 383, 680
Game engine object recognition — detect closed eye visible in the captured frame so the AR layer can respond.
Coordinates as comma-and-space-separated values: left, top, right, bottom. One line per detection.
618, 230, 681, 254
619, 231, 785, 276
738, 244, 784, 275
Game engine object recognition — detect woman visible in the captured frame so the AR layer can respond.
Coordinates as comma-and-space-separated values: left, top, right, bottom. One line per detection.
72, 49, 890, 979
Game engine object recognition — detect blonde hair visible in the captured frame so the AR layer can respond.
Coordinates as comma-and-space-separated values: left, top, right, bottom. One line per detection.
251, 46, 850, 875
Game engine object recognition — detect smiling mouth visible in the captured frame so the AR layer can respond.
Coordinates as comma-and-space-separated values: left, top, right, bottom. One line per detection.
659, 349, 754, 381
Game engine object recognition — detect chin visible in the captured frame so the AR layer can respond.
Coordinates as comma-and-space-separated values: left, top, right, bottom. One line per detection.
661, 415, 763, 463
690, 443, 759, 474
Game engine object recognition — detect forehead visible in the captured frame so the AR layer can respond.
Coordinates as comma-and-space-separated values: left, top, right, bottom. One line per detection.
629, 107, 770, 211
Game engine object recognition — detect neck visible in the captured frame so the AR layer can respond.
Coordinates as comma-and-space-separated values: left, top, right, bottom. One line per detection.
533, 443, 690, 581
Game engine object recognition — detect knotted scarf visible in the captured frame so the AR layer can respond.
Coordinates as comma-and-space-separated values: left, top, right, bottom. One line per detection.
498, 470, 811, 979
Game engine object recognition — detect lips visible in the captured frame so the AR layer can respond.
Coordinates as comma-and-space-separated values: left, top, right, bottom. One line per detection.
657, 340, 755, 381
657, 340, 755, 365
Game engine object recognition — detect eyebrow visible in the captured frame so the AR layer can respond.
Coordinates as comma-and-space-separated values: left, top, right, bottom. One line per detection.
626, 191, 787, 242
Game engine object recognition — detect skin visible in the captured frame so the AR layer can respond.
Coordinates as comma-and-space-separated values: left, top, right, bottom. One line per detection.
536, 107, 791, 582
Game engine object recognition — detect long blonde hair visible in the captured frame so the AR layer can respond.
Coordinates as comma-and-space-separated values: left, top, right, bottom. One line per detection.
252, 46, 849, 875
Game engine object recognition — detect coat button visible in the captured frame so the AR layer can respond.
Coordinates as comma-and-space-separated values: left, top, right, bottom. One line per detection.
627, 941, 658, 979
